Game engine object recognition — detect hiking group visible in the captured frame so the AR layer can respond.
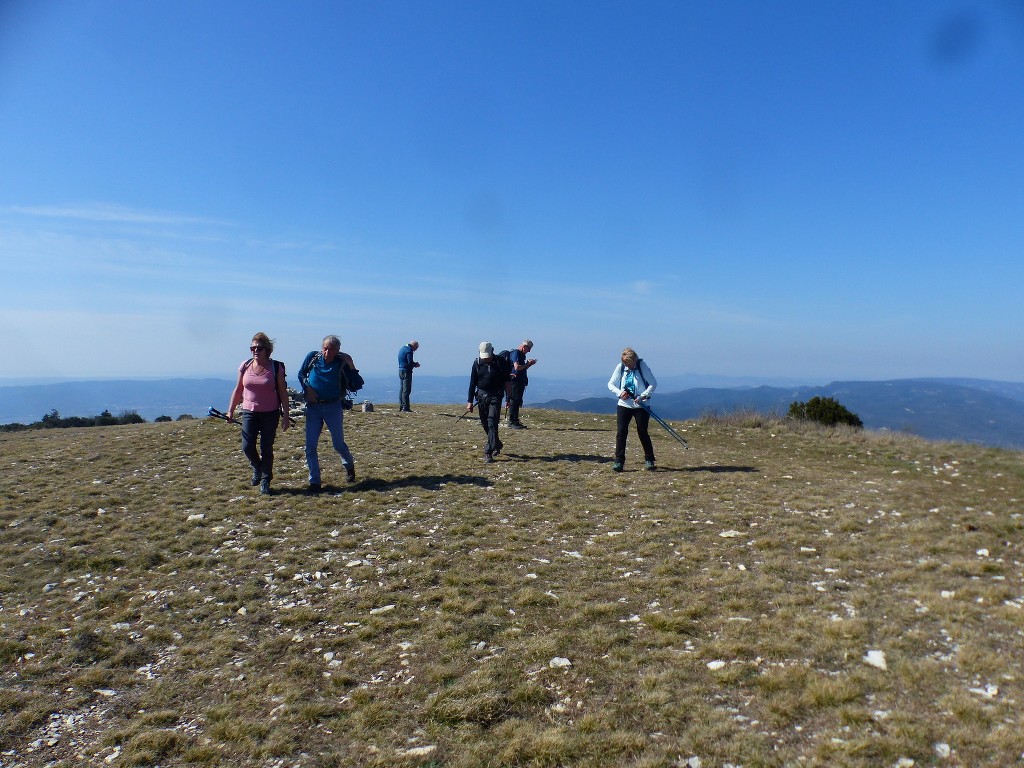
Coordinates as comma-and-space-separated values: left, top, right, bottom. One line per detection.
226, 332, 668, 493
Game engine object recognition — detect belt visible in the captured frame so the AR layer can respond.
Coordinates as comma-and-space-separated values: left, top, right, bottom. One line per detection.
309, 397, 340, 405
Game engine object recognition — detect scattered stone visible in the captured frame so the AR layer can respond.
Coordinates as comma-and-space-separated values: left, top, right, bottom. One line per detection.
707, 660, 726, 670
934, 742, 951, 758
549, 657, 572, 668
398, 745, 436, 757
968, 684, 998, 699
863, 650, 887, 670
370, 605, 396, 615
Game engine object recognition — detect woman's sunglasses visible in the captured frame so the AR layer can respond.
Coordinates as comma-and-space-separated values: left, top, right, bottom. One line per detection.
250, 345, 266, 352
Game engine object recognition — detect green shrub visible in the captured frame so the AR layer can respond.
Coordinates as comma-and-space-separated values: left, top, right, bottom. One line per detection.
788, 396, 863, 428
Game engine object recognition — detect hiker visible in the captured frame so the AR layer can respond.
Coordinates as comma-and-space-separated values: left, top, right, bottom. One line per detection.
397, 340, 420, 412
298, 335, 358, 494
226, 332, 290, 495
467, 341, 513, 463
607, 347, 658, 472
507, 339, 537, 428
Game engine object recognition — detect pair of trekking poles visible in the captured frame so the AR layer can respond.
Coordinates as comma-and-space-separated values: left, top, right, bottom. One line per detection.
209, 406, 238, 425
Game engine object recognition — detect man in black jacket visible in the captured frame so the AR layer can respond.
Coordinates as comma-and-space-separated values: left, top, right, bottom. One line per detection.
467, 341, 513, 463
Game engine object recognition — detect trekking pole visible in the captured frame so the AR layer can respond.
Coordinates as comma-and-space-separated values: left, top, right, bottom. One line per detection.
208, 406, 239, 425
638, 401, 689, 449
455, 402, 475, 422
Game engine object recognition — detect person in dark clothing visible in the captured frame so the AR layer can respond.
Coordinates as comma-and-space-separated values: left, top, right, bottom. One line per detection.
467, 341, 513, 463
397, 340, 420, 412
507, 339, 537, 428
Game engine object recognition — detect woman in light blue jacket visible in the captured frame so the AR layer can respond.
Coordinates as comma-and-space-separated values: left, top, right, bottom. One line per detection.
607, 347, 657, 472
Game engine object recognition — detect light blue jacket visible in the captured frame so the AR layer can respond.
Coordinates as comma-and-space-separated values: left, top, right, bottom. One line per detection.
607, 360, 657, 409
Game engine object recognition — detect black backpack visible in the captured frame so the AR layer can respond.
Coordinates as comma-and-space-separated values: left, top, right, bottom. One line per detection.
496, 350, 513, 377
475, 353, 511, 391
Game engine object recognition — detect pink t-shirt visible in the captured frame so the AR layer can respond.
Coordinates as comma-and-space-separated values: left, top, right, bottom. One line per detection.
240, 360, 281, 413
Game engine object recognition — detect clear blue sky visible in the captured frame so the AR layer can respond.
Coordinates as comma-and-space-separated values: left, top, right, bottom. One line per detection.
2, 0, 1022, 384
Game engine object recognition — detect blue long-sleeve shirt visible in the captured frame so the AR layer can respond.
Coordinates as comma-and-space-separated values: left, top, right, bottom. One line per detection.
398, 344, 416, 372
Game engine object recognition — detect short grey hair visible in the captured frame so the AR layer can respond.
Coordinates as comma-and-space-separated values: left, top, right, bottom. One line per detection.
322, 335, 341, 351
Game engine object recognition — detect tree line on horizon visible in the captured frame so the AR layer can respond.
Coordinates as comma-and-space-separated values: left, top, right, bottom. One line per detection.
0, 409, 195, 432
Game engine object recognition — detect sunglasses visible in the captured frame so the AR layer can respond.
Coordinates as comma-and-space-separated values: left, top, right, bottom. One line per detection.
250, 345, 266, 352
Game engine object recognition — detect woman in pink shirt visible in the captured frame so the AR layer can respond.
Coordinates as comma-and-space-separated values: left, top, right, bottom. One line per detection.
227, 332, 290, 494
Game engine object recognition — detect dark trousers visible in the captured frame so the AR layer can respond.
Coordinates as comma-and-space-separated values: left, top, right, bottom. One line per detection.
477, 392, 503, 456
241, 410, 281, 479
399, 369, 413, 410
615, 405, 655, 465
508, 379, 527, 424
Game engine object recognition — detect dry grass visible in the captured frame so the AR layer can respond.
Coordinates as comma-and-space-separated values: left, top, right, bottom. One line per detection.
2, 405, 1023, 767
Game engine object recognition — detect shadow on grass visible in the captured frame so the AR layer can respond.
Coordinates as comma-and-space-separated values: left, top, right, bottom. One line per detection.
356, 474, 492, 491
526, 453, 611, 463
681, 465, 760, 473
264, 474, 493, 496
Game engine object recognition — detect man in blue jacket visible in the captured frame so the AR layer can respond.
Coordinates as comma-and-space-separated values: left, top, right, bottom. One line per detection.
397, 340, 420, 412
298, 335, 358, 494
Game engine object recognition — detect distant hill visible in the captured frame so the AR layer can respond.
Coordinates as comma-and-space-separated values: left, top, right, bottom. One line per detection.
536, 378, 1024, 450
3, 376, 1022, 450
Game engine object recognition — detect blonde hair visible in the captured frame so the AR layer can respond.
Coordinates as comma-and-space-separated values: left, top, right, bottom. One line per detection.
621, 347, 638, 367
252, 332, 274, 355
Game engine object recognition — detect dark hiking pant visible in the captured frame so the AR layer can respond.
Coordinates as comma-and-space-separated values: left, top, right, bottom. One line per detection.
241, 410, 281, 480
615, 405, 655, 466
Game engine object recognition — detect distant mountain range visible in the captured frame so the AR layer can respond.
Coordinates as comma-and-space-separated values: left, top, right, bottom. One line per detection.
535, 378, 1024, 450
1, 376, 1022, 450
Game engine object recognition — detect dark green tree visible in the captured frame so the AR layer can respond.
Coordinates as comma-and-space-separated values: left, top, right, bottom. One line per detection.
788, 396, 863, 428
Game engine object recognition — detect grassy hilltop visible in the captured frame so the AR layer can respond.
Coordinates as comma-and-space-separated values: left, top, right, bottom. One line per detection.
2, 406, 1024, 767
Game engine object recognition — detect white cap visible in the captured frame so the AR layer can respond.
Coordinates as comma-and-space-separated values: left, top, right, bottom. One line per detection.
479, 341, 494, 359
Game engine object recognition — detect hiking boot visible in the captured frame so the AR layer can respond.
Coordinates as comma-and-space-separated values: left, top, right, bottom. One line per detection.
508, 422, 526, 429
493, 440, 503, 456
645, 460, 656, 471
250, 468, 262, 486
612, 462, 623, 472
345, 464, 356, 483
484, 453, 494, 464
307, 482, 322, 496
259, 478, 271, 495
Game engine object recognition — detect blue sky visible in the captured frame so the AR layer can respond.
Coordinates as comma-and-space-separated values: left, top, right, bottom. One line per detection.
2, 0, 1022, 384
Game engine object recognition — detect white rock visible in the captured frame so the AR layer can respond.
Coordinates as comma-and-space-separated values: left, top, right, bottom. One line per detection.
187, 513, 205, 522
968, 684, 998, 699
369, 605, 395, 615
976, 548, 989, 557
940, 591, 955, 599
896, 759, 915, 767
719, 530, 743, 538
934, 742, 951, 758
399, 746, 436, 757
549, 657, 572, 668
707, 660, 726, 670
863, 650, 887, 670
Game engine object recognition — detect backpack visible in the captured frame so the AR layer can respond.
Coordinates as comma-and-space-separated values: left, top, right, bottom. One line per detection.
496, 349, 513, 378
474, 353, 511, 392
343, 364, 365, 394
243, 358, 284, 408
